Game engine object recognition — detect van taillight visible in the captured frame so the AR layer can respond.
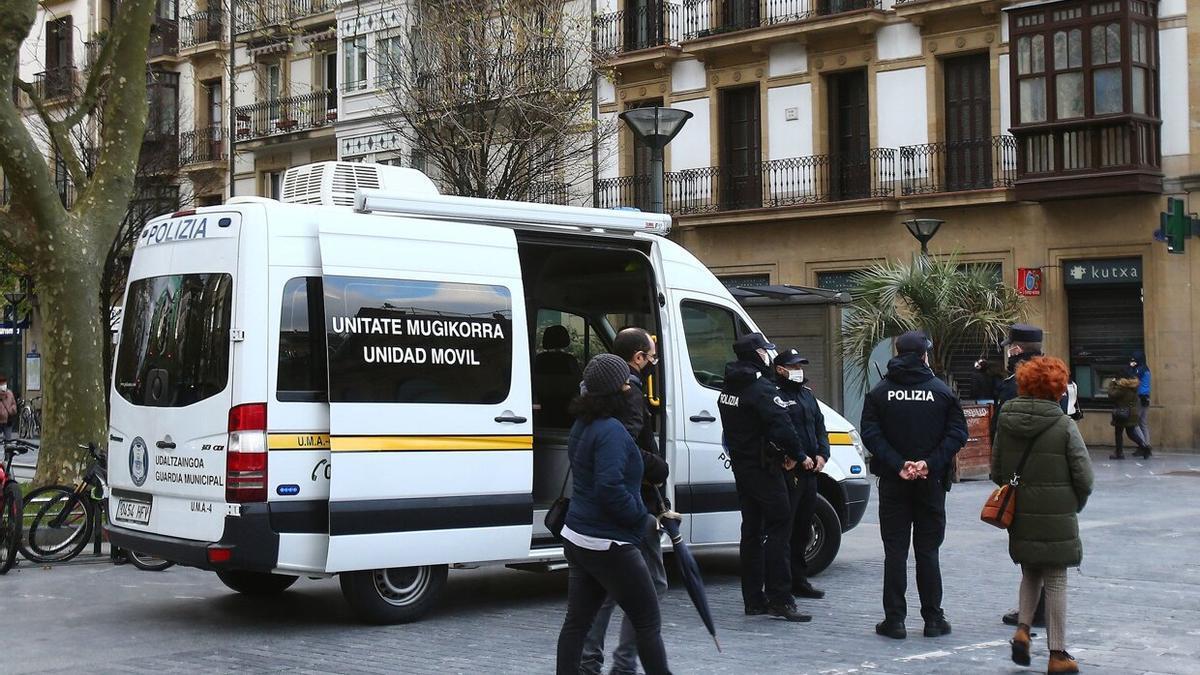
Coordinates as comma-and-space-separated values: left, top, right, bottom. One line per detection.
226, 403, 268, 503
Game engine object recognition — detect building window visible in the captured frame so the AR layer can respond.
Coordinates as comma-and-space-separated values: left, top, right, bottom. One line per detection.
146, 71, 179, 138
1015, 35, 1046, 123
376, 36, 404, 87
343, 36, 367, 90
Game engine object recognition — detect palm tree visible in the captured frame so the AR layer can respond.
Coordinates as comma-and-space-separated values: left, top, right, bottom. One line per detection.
840, 253, 1026, 389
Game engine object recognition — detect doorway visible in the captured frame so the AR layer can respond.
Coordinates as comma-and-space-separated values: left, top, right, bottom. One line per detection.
719, 85, 762, 210
827, 69, 869, 200
943, 53, 992, 191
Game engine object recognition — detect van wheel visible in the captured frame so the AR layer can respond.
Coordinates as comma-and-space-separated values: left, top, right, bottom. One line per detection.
802, 495, 842, 577
339, 564, 448, 625
216, 570, 298, 595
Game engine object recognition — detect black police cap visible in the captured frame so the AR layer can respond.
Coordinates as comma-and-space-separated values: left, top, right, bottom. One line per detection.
1002, 323, 1043, 345
773, 349, 810, 367
895, 330, 932, 355
733, 332, 776, 355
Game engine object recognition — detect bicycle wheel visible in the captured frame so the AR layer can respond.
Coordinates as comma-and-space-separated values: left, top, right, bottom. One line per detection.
17, 409, 31, 440
20, 486, 92, 564
127, 550, 175, 572
0, 483, 20, 574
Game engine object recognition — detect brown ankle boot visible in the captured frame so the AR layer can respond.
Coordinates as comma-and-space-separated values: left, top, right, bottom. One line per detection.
1011, 624, 1031, 666
1047, 650, 1079, 673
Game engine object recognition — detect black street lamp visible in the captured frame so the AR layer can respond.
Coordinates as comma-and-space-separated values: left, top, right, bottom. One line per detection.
619, 106, 692, 214
3, 281, 27, 399
904, 218, 944, 256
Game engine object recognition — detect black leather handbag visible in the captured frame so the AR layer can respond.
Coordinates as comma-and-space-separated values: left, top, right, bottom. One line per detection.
544, 467, 571, 540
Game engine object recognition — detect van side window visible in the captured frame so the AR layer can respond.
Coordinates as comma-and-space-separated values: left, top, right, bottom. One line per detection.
534, 309, 604, 427
323, 276, 513, 404
278, 277, 329, 402
681, 301, 740, 390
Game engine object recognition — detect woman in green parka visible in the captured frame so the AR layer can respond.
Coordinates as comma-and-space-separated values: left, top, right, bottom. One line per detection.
991, 356, 1094, 674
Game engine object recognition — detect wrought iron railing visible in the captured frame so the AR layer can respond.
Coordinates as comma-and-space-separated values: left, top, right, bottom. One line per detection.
899, 135, 1016, 195
1013, 119, 1160, 178
233, 89, 335, 141
594, 149, 896, 214
34, 67, 80, 100
414, 48, 568, 104
234, 0, 332, 33
527, 181, 571, 205
683, 0, 881, 39
148, 18, 179, 58
179, 125, 226, 165
180, 10, 225, 49
594, 4, 681, 56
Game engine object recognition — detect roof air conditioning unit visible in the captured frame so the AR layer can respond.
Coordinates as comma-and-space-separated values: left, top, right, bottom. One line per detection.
279, 161, 439, 207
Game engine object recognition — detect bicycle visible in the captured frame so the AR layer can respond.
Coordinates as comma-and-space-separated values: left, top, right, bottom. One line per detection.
17, 396, 40, 440
19, 443, 174, 571
1, 439, 35, 574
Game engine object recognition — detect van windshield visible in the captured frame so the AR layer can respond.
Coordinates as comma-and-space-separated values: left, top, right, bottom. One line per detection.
114, 274, 233, 407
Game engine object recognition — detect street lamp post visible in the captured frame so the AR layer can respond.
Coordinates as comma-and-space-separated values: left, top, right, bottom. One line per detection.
618, 106, 693, 214
3, 281, 27, 400
904, 218, 944, 256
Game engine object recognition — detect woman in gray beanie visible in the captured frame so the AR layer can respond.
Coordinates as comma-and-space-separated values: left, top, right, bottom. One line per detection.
556, 354, 671, 674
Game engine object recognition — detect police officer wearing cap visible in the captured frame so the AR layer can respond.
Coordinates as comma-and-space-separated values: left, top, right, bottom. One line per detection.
717, 333, 811, 622
861, 331, 967, 641
773, 348, 830, 601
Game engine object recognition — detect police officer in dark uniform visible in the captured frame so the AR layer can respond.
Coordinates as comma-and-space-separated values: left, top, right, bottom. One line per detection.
773, 348, 829, 600
861, 331, 968, 640
717, 333, 811, 622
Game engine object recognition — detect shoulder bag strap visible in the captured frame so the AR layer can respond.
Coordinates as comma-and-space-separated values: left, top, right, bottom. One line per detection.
1009, 424, 1053, 487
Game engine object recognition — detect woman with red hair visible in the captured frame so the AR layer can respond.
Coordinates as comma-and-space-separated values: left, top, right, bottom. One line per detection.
991, 356, 1094, 674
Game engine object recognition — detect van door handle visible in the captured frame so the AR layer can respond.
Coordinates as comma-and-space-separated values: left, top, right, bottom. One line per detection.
494, 415, 528, 424
689, 414, 716, 423
156, 440, 176, 449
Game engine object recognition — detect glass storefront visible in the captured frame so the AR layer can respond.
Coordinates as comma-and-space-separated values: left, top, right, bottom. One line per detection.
1064, 257, 1144, 403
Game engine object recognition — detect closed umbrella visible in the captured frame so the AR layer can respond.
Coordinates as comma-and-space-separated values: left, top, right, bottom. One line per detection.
657, 498, 721, 652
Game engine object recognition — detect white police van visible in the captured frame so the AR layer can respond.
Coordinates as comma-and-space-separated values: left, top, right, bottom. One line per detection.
106, 162, 870, 624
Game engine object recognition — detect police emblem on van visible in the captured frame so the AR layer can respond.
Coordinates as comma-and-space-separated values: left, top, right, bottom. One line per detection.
129, 437, 149, 487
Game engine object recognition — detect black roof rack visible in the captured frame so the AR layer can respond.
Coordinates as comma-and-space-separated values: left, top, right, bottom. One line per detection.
732, 284, 851, 307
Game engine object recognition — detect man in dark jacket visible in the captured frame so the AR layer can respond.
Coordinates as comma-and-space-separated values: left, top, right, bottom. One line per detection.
581, 327, 670, 675
861, 331, 968, 640
773, 348, 829, 600
718, 332, 810, 622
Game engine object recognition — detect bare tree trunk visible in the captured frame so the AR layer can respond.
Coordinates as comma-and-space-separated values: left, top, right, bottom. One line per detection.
33, 250, 108, 484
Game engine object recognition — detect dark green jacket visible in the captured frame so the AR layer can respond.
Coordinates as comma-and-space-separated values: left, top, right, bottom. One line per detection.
1107, 377, 1142, 428
991, 398, 1094, 567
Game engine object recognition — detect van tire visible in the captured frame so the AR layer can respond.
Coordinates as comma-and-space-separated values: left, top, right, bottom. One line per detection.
802, 494, 842, 577
340, 564, 448, 624
216, 570, 298, 595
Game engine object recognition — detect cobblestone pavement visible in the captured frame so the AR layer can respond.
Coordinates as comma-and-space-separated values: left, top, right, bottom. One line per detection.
3, 451, 1198, 675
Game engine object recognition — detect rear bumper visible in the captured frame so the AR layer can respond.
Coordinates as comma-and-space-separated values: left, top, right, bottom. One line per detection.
841, 478, 871, 532
105, 503, 279, 573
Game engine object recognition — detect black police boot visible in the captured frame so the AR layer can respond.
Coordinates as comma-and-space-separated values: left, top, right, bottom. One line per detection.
1002, 609, 1046, 627
767, 602, 812, 623
875, 619, 906, 640
792, 579, 825, 599
924, 617, 952, 637
744, 604, 768, 616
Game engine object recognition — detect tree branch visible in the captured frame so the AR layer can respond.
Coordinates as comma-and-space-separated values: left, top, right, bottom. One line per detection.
14, 79, 89, 188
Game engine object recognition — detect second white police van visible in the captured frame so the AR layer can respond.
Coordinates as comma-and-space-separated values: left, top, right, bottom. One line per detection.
106, 162, 871, 624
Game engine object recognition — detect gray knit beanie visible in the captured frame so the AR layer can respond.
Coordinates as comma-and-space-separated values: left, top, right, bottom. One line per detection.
583, 353, 630, 396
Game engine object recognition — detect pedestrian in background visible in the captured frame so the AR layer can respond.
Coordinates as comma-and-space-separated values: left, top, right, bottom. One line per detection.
970, 359, 1001, 403
991, 356, 1093, 674
581, 328, 670, 675
1128, 350, 1151, 445
0, 375, 16, 441
861, 331, 967, 640
556, 354, 670, 675
772, 348, 828, 601
718, 333, 811, 622
1107, 375, 1151, 460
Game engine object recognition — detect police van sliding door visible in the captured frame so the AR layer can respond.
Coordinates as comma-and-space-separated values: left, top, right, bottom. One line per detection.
318, 217, 533, 573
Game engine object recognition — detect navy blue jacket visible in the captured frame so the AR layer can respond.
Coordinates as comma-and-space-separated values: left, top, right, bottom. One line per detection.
776, 378, 830, 461
718, 359, 805, 467
861, 352, 968, 482
565, 416, 648, 543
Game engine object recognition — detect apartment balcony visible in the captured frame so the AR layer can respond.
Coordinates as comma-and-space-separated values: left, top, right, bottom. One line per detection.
414, 48, 569, 107
681, 0, 886, 57
234, 0, 333, 37
892, 0, 1010, 26
31, 67, 81, 103
1012, 117, 1162, 201
594, 4, 682, 69
180, 10, 226, 54
142, 130, 180, 174
148, 17, 180, 60
595, 149, 897, 222
179, 125, 227, 168
526, 180, 571, 206
233, 90, 336, 143
898, 135, 1016, 206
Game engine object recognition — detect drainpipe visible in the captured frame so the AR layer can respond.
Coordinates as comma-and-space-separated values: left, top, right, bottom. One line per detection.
590, 0, 599, 203
228, 0, 237, 197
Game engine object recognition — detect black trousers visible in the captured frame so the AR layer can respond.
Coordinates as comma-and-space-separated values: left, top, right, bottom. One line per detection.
733, 464, 794, 608
878, 476, 947, 623
557, 539, 670, 675
1113, 425, 1149, 453
788, 470, 818, 582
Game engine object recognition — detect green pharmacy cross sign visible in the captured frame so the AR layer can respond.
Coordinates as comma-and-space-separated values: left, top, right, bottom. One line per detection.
1158, 197, 1200, 254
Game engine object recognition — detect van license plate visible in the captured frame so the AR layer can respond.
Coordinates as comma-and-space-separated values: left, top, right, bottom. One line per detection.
114, 498, 152, 525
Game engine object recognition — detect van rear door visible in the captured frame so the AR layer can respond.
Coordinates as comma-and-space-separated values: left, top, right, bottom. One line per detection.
108, 212, 241, 542
318, 216, 533, 573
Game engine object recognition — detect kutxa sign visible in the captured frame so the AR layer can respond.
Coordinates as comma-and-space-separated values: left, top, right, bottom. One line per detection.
1063, 258, 1143, 286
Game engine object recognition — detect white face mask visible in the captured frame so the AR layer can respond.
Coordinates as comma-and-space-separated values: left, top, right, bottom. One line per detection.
0, 385, 6, 392
787, 369, 805, 383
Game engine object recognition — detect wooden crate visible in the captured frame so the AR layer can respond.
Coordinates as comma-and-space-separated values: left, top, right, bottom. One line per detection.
955, 404, 994, 481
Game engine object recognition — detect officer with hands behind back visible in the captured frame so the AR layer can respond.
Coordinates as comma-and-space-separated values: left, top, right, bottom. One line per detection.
718, 333, 812, 623
773, 348, 829, 601
861, 331, 968, 641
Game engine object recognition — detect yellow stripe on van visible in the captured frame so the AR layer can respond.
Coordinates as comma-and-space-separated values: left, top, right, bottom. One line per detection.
268, 434, 332, 450
828, 432, 853, 446
330, 435, 534, 452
